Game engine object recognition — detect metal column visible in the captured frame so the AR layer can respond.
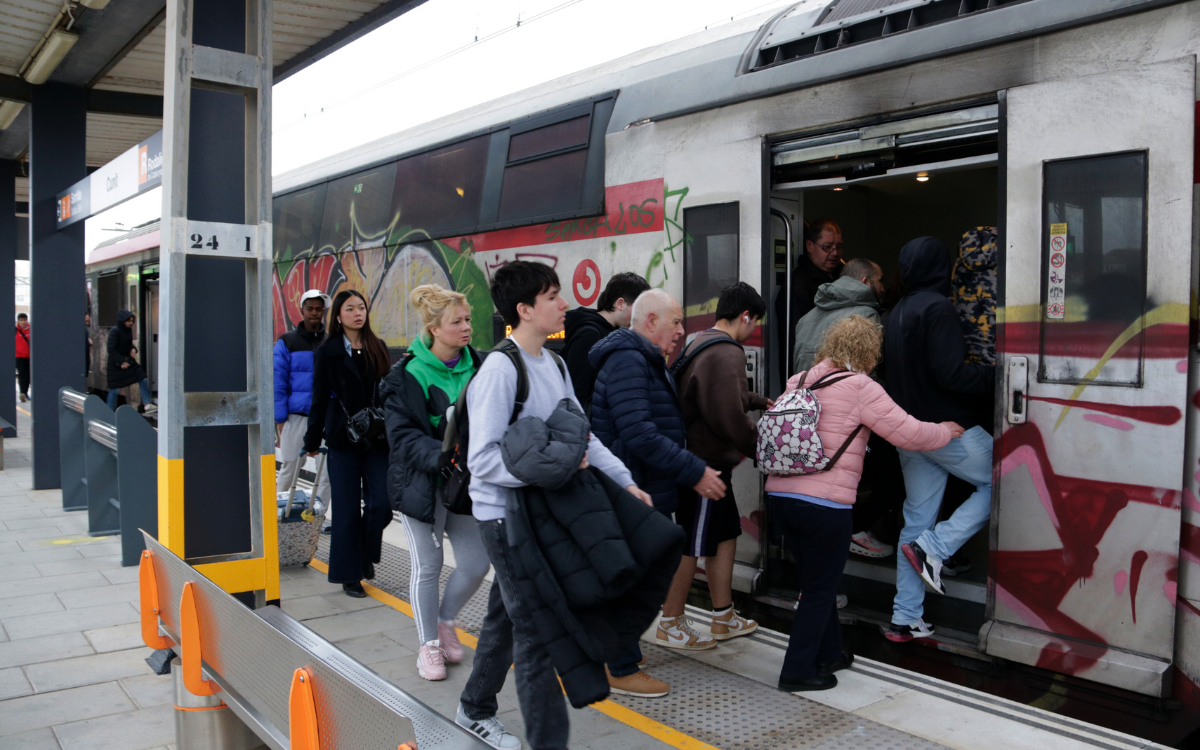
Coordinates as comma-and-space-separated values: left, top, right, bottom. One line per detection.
30, 84, 87, 489
158, 0, 278, 606
0, 160, 17, 438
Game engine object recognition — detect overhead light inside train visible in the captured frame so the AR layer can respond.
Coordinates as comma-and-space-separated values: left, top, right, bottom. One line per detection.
916, 171, 930, 182
455, 187, 464, 197
832, 187, 844, 191
23, 30, 79, 85
0, 101, 23, 130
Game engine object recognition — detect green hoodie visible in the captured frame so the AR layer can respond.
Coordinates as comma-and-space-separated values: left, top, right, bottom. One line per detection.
792, 275, 882, 373
405, 335, 477, 430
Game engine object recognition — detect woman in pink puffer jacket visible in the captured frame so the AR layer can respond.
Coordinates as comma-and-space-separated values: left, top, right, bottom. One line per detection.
769, 315, 962, 693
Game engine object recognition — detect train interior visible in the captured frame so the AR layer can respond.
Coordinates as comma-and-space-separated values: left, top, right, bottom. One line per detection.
763, 124, 1000, 644
88, 257, 160, 404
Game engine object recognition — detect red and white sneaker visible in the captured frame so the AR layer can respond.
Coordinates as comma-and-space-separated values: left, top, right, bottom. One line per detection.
850, 531, 894, 558
417, 640, 447, 680
438, 620, 464, 663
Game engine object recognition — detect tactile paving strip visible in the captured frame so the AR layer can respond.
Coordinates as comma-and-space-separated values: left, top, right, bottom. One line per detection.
313, 535, 949, 750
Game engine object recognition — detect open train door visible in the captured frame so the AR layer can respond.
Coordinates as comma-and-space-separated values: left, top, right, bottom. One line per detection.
982, 58, 1195, 697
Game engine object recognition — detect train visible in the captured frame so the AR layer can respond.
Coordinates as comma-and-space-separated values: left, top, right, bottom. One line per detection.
85, 0, 1200, 743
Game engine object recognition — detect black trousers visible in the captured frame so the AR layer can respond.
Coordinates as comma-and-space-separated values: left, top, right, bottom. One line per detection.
15, 357, 29, 397
771, 494, 852, 682
325, 447, 390, 584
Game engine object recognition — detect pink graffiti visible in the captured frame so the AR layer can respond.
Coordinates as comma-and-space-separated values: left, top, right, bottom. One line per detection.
1113, 570, 1128, 595
1083, 413, 1135, 431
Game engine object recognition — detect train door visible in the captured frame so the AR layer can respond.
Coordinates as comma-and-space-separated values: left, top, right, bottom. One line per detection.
144, 277, 159, 396
982, 59, 1195, 698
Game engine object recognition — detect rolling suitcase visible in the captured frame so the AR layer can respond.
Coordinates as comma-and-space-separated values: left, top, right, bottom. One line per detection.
278, 447, 328, 567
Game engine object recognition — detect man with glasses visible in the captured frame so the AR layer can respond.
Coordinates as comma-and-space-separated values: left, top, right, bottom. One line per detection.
775, 218, 844, 381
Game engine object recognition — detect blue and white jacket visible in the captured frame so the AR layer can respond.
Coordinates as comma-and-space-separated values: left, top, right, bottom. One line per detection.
273, 323, 324, 423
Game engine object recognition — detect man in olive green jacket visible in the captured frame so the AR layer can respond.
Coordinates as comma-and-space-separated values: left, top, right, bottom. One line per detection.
792, 258, 884, 373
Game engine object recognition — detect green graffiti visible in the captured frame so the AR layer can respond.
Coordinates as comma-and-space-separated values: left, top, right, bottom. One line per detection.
643, 183, 690, 287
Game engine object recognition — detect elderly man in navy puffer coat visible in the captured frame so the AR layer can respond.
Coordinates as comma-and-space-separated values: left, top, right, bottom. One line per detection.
589, 288, 729, 697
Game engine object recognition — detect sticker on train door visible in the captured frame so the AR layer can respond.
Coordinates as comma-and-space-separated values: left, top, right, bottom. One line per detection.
1046, 222, 1067, 319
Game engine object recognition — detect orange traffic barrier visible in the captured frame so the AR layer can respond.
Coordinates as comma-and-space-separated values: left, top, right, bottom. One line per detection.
138, 550, 173, 650
179, 582, 220, 696
289, 667, 320, 750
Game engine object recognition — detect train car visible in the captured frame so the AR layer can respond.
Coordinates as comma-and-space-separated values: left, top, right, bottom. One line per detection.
111, 0, 1200, 742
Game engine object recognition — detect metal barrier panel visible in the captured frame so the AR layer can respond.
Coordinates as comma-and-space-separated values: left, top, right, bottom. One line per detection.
141, 532, 485, 750
117, 405, 158, 567
83, 396, 120, 536
58, 387, 87, 511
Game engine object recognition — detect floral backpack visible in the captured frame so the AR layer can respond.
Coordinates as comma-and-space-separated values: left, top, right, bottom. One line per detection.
756, 370, 863, 476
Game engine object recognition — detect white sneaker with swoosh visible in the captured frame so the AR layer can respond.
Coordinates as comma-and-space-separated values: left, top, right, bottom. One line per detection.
656, 615, 717, 650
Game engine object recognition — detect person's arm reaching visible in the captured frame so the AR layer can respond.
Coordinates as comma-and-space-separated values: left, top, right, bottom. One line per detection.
856, 375, 956, 451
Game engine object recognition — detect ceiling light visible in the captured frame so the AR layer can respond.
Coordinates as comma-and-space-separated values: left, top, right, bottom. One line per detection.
0, 101, 23, 130
79, 0, 110, 8
915, 171, 930, 182
24, 30, 79, 85
455, 187, 464, 197
832, 187, 843, 192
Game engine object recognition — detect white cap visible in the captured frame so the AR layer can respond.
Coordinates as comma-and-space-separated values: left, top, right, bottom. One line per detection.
299, 289, 331, 307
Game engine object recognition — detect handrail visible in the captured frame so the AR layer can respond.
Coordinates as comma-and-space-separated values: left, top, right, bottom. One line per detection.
87, 419, 118, 451
62, 388, 86, 414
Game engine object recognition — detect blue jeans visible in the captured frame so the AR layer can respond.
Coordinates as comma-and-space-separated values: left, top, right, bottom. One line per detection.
892, 425, 992, 626
107, 377, 150, 410
460, 519, 569, 750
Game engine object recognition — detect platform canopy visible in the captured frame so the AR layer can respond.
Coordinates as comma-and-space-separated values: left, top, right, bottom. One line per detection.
0, 0, 427, 207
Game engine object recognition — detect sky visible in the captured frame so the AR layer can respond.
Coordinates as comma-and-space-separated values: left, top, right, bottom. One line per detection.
84, 0, 802, 259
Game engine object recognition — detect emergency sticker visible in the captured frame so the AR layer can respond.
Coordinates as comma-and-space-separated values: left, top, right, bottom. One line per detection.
1047, 224, 1068, 320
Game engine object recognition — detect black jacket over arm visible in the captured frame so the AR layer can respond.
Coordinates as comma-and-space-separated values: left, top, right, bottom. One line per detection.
305, 335, 386, 454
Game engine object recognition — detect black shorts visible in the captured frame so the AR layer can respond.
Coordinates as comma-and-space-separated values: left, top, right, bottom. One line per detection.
675, 465, 742, 558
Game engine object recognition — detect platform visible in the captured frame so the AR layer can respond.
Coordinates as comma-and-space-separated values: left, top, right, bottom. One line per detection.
0, 408, 1170, 750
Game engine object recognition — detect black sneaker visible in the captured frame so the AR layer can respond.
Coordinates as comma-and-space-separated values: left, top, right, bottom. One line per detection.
883, 618, 935, 643
343, 582, 367, 598
902, 541, 946, 595
779, 672, 837, 692
817, 650, 854, 673
941, 554, 971, 577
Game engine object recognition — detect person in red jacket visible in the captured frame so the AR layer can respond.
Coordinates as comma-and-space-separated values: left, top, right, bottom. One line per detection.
14, 313, 29, 402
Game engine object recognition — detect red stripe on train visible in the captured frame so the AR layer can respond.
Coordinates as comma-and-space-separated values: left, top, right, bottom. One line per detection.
998, 322, 1188, 359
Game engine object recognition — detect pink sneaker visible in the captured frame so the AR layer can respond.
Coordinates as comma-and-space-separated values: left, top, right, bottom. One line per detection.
417, 641, 447, 681
438, 620, 464, 663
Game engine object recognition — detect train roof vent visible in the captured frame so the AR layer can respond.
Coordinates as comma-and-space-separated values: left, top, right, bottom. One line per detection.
750, 0, 1033, 73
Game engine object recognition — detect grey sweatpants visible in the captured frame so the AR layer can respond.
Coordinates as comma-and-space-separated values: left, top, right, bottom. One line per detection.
400, 503, 491, 646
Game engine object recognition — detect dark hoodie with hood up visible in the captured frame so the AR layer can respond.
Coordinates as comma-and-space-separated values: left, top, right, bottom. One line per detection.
883, 237, 993, 429
560, 307, 615, 413
106, 309, 146, 390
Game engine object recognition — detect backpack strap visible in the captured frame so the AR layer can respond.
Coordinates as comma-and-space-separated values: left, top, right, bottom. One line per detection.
823, 425, 864, 472
493, 339, 567, 424
668, 335, 742, 378
808, 369, 856, 391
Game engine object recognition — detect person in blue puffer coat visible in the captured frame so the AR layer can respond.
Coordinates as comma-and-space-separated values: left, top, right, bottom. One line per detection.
589, 288, 729, 692
274, 289, 331, 506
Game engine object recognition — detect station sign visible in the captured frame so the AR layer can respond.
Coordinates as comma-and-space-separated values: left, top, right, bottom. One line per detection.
56, 130, 163, 229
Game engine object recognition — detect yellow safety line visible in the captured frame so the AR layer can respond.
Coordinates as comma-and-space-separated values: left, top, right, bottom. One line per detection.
306, 558, 717, 750
16, 406, 30, 417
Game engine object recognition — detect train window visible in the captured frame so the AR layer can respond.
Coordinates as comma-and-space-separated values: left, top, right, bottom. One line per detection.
97, 273, 122, 328
273, 183, 328, 262
319, 163, 397, 252
507, 114, 590, 162
683, 203, 740, 317
497, 150, 588, 222
1039, 151, 1147, 385
391, 136, 489, 239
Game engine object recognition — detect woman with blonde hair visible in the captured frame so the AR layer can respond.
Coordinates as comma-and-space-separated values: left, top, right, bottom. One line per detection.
765, 315, 963, 693
380, 284, 494, 687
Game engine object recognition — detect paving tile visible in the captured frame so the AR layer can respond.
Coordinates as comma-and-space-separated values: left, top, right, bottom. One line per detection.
58, 582, 140, 610
0, 593, 64, 618
304, 606, 416, 643
120, 672, 174, 708
0, 540, 20, 553
84, 623, 144, 654
0, 632, 95, 669
279, 593, 343, 621
0, 506, 54, 521
0, 547, 83, 567
0, 571, 110, 601
0, 565, 42, 583
0, 665, 33, 699
279, 574, 342, 600
0, 682, 133, 737
578, 725, 676, 750
0, 727, 63, 749
34, 555, 123, 578
0, 621, 8, 642
325, 589, 385, 613
25, 647, 153, 692
77, 543, 123, 559
4, 603, 138, 641
4, 516, 67, 530
14, 532, 105, 549
54, 703, 175, 750
100, 567, 140, 585
332, 633, 414, 665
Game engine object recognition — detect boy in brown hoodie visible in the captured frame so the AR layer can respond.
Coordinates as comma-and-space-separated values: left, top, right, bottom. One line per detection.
666, 282, 772, 644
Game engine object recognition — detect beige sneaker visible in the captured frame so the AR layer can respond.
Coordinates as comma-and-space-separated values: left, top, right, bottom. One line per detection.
656, 615, 717, 650
606, 667, 670, 698
710, 608, 758, 641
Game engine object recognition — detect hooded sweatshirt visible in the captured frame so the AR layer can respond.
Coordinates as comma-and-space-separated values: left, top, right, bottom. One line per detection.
403, 335, 477, 431
883, 237, 994, 429
675, 329, 771, 466
560, 307, 616, 413
106, 309, 146, 390
774, 251, 837, 379
952, 226, 998, 366
792, 276, 882, 373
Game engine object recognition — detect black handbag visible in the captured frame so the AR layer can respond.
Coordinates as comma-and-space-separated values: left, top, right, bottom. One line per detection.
338, 367, 386, 449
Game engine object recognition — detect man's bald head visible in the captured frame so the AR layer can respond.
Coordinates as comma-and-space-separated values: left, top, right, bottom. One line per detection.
631, 289, 686, 358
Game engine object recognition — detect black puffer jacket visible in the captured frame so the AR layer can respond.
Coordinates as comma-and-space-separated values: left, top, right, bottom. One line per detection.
884, 237, 994, 428
502, 400, 684, 707
106, 310, 146, 389
380, 347, 484, 522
